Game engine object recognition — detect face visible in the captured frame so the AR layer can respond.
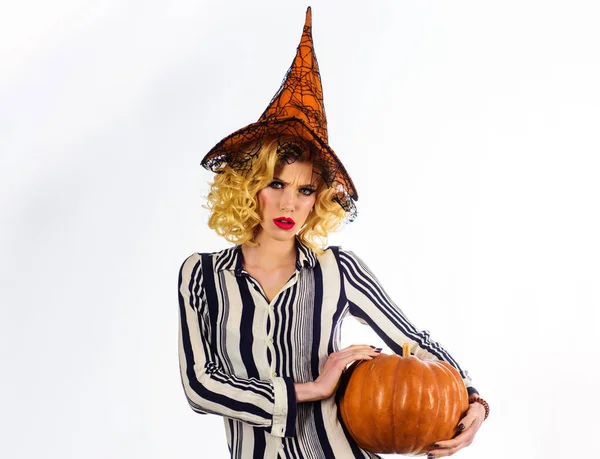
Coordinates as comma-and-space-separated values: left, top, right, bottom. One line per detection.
256, 160, 318, 243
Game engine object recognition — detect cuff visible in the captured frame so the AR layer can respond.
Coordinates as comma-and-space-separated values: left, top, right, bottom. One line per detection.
467, 386, 479, 397
270, 377, 297, 437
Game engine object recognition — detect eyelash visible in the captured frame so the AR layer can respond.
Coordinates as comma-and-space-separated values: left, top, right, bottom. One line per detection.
269, 180, 316, 196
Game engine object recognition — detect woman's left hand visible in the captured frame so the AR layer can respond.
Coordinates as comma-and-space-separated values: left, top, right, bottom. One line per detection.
426, 401, 486, 458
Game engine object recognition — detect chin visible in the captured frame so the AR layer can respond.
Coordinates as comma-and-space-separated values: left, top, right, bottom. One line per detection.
269, 230, 297, 242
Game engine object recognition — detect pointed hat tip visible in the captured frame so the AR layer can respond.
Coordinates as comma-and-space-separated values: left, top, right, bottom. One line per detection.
305, 6, 312, 27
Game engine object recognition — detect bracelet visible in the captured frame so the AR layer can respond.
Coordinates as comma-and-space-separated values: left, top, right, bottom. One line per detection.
469, 395, 490, 420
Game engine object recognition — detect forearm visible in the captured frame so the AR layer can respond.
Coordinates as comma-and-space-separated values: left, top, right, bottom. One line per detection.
294, 382, 323, 402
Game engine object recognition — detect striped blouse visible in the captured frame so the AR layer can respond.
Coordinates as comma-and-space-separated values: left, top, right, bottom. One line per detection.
177, 238, 477, 458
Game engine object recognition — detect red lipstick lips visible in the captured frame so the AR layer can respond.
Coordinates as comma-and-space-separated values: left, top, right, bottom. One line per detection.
273, 216, 295, 230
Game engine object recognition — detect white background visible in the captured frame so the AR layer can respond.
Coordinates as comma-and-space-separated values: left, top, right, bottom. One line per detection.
2, 1, 599, 458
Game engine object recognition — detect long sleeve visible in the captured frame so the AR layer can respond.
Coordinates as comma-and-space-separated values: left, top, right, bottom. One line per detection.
177, 253, 298, 437
337, 248, 478, 396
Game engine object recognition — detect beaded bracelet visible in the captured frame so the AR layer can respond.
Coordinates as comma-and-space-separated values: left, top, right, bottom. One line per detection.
469, 396, 490, 420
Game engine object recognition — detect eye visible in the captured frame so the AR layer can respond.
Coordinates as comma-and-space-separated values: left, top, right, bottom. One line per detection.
300, 187, 316, 196
268, 180, 284, 189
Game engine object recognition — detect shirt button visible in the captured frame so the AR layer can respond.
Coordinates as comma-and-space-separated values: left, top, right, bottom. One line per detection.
272, 371, 277, 377
268, 337, 274, 343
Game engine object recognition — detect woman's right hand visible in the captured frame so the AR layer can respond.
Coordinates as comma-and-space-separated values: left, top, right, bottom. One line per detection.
313, 344, 381, 400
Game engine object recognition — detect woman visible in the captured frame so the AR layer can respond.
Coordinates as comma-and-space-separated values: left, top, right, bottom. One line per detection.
178, 8, 487, 459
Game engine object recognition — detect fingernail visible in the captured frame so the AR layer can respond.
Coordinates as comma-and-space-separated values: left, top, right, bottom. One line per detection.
433, 444, 440, 448
369, 345, 376, 348
375, 348, 382, 352
427, 454, 434, 459
457, 423, 465, 431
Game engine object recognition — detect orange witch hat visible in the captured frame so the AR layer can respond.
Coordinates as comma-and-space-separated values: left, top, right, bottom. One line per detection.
201, 7, 358, 220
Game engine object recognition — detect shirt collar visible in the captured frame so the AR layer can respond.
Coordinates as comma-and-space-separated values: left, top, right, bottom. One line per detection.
215, 236, 317, 276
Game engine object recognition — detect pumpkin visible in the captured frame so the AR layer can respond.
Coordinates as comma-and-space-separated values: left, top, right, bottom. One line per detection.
337, 343, 469, 455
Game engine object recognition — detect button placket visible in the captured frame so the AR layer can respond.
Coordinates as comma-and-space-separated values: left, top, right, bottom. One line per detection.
263, 272, 299, 380
266, 300, 276, 377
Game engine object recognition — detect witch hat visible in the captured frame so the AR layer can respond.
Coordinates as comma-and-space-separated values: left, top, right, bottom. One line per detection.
201, 7, 358, 220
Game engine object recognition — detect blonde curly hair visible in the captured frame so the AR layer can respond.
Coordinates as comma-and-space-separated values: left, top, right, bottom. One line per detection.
204, 138, 347, 255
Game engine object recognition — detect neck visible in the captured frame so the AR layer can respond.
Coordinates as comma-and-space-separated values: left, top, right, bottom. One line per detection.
241, 234, 297, 270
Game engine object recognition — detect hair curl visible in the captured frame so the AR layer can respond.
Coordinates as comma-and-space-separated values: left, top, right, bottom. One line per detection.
204, 139, 347, 255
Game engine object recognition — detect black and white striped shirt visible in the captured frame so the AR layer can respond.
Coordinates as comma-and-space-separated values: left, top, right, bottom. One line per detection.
178, 238, 477, 458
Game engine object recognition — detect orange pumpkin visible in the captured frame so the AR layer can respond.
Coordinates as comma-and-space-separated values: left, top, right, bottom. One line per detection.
337, 343, 469, 455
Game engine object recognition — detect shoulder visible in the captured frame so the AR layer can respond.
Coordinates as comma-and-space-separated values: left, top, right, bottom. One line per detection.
178, 246, 230, 275
319, 245, 364, 271
178, 253, 202, 285
323, 245, 361, 261
331, 247, 376, 279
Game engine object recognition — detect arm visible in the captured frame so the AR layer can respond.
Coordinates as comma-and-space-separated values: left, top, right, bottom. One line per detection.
294, 382, 322, 402
294, 342, 382, 402
337, 248, 478, 395
177, 253, 297, 437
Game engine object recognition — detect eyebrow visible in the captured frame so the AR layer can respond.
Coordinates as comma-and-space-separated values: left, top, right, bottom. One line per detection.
273, 176, 317, 188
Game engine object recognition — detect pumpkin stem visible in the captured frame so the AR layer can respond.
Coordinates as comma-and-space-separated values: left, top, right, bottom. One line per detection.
402, 343, 411, 357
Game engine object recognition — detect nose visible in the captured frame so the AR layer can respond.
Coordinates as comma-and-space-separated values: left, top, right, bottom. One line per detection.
280, 188, 296, 212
